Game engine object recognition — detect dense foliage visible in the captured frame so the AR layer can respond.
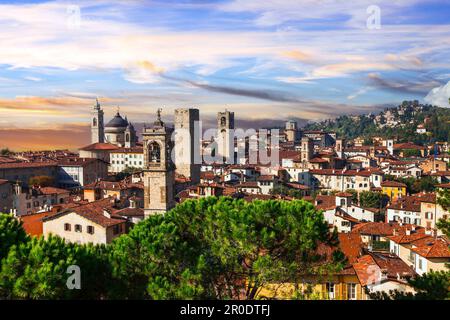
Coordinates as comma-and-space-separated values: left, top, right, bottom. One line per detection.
0, 198, 345, 300
109, 197, 345, 299
304, 103, 450, 144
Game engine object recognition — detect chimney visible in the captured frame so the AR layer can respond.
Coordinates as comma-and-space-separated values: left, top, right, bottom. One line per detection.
405, 230, 411, 235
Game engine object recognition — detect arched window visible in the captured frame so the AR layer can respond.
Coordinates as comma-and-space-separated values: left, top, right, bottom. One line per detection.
126, 133, 130, 142
221, 116, 226, 126
93, 118, 97, 127
149, 142, 161, 163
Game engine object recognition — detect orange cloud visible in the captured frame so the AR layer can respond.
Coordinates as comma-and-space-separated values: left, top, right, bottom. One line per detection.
0, 124, 90, 151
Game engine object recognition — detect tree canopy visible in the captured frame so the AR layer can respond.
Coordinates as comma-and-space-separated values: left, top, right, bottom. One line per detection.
109, 197, 345, 299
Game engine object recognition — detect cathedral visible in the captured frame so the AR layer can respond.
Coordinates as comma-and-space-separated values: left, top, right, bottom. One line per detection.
91, 99, 137, 148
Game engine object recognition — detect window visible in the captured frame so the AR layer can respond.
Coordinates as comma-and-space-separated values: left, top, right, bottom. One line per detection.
64, 223, 71, 231
87, 226, 95, 234
418, 258, 423, 270
113, 224, 123, 235
149, 142, 161, 163
347, 283, 357, 300
326, 283, 335, 299
75, 224, 82, 232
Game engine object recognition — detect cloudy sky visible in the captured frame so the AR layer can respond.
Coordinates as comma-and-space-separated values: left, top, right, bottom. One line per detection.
0, 0, 449, 150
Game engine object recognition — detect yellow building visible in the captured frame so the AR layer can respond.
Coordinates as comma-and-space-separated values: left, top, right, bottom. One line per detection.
257, 268, 367, 300
381, 180, 407, 201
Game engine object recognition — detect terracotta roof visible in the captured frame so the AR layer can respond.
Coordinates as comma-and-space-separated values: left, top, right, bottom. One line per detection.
43, 198, 126, 228
388, 232, 431, 244
335, 192, 353, 197
309, 157, 328, 163
338, 233, 362, 264
79, 143, 119, 151
111, 147, 143, 154
394, 142, 426, 150
284, 182, 310, 190
315, 195, 336, 211
353, 253, 415, 286
257, 175, 276, 182
38, 187, 70, 195
381, 180, 407, 188
411, 238, 450, 258
0, 161, 57, 169
58, 157, 105, 166
114, 207, 145, 217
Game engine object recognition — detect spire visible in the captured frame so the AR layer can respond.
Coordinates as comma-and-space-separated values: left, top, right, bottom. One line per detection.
94, 98, 101, 110
154, 107, 164, 127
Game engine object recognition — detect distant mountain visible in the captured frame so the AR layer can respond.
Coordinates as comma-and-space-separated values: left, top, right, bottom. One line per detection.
303, 101, 450, 144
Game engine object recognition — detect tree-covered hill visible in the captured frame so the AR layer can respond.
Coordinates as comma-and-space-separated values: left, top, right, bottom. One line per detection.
304, 101, 450, 145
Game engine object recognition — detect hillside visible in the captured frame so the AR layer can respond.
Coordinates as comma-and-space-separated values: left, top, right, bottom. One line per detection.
304, 101, 450, 144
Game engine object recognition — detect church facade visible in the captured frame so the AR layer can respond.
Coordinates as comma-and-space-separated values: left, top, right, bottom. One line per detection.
91, 100, 137, 148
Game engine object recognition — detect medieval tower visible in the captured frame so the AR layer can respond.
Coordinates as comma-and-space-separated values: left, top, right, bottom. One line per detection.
91, 99, 104, 144
174, 108, 200, 183
142, 109, 175, 217
217, 110, 235, 162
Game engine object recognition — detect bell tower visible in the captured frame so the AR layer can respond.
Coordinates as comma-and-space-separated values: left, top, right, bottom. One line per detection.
217, 110, 235, 163
142, 108, 175, 217
91, 98, 104, 144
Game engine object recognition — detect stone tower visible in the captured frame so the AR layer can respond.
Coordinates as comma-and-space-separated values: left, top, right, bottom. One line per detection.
335, 138, 345, 158
124, 121, 137, 148
174, 108, 200, 183
217, 111, 235, 162
91, 99, 104, 144
142, 109, 175, 217
285, 120, 298, 142
300, 136, 314, 163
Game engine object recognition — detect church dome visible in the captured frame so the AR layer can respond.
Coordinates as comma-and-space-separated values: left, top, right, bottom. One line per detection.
105, 112, 128, 128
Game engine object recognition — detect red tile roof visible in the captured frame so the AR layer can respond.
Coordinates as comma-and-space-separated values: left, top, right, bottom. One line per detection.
381, 180, 407, 188
79, 143, 119, 151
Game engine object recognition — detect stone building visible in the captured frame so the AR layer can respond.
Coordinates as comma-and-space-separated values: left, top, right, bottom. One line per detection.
174, 108, 200, 182
142, 109, 175, 217
217, 110, 235, 162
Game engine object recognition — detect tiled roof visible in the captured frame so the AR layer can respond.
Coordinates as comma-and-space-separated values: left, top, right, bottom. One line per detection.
388, 232, 431, 244
338, 233, 362, 264
114, 207, 145, 217
411, 238, 450, 258
79, 143, 119, 151
381, 180, 407, 188
0, 161, 57, 169
353, 253, 415, 286
58, 157, 105, 166
111, 147, 144, 154
43, 198, 126, 228
315, 195, 336, 211
38, 187, 70, 195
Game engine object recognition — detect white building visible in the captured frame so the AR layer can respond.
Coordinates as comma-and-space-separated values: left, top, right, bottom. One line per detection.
109, 147, 144, 173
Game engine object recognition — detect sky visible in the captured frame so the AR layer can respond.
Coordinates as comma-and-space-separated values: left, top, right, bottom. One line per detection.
0, 0, 449, 150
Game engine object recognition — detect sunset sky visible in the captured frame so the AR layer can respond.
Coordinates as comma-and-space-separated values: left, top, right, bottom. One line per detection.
0, 0, 450, 150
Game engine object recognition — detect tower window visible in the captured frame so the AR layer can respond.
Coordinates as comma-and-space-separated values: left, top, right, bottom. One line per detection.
93, 118, 97, 127
220, 116, 226, 126
126, 133, 130, 142
149, 142, 161, 163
